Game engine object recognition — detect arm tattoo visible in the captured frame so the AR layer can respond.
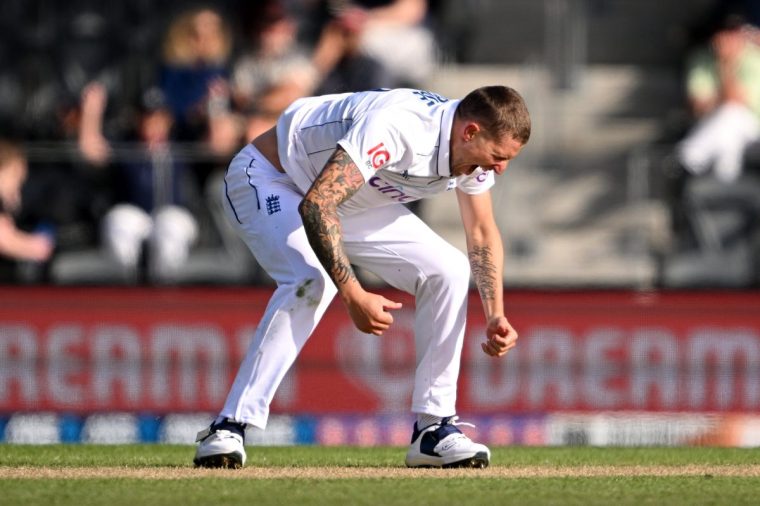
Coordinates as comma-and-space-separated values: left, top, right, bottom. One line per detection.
299, 147, 365, 287
468, 245, 497, 301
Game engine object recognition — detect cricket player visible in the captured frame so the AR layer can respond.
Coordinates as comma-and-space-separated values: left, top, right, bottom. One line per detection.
194, 86, 530, 468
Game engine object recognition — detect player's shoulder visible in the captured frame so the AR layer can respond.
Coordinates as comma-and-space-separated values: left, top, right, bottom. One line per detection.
356, 108, 430, 149
367, 89, 450, 121
344, 89, 451, 147
374, 88, 451, 109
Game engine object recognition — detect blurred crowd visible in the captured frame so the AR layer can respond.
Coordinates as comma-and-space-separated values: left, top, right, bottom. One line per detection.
0, 0, 442, 284
2, 0, 759, 288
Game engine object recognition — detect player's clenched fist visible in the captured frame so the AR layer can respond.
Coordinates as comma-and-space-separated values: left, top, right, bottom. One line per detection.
481, 315, 518, 357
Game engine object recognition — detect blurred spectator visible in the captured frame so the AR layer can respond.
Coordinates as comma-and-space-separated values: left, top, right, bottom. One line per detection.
677, 12, 760, 183
78, 81, 114, 167
312, 1, 400, 94
205, 77, 246, 157
661, 8, 760, 286
13, 83, 117, 262
0, 141, 54, 269
230, 1, 318, 141
8, 4, 130, 258
312, 0, 439, 89
158, 6, 235, 143
54, 4, 135, 149
84, 86, 201, 284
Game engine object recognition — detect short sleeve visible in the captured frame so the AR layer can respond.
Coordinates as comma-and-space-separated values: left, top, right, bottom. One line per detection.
337, 110, 410, 182
456, 168, 495, 194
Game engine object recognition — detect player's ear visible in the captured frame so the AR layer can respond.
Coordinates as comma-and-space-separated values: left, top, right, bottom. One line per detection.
464, 123, 481, 142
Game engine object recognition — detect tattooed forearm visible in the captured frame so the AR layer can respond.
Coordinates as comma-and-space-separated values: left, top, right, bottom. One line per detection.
469, 245, 497, 301
299, 147, 364, 287
300, 199, 356, 285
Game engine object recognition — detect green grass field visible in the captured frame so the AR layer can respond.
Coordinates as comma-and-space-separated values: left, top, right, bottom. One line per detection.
1, 445, 759, 505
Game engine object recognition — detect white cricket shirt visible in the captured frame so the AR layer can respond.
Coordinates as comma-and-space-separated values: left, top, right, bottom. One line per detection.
276, 88, 495, 215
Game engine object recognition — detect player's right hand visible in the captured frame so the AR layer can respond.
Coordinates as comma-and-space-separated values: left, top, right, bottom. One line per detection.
481, 315, 518, 358
346, 291, 402, 336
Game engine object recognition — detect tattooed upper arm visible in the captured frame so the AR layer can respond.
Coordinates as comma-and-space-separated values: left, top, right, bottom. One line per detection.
305, 146, 365, 208
298, 146, 365, 287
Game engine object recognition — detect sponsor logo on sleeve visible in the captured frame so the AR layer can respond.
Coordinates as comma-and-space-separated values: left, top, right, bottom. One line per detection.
367, 143, 390, 170
368, 176, 416, 202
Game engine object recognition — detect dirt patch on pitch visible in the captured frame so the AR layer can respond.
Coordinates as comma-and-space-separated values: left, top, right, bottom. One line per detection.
3, 465, 760, 480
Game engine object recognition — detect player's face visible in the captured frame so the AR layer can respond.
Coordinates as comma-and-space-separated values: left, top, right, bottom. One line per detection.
450, 125, 524, 177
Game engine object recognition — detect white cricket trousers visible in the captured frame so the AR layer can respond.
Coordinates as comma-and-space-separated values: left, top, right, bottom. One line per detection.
220, 144, 470, 429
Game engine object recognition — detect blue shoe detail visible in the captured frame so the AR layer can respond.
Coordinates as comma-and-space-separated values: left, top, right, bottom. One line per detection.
210, 418, 246, 441
416, 417, 462, 457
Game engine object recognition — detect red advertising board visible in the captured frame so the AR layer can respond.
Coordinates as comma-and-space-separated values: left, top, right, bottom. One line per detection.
1, 287, 759, 414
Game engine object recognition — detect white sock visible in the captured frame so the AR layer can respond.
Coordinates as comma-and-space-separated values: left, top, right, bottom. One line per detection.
416, 414, 443, 428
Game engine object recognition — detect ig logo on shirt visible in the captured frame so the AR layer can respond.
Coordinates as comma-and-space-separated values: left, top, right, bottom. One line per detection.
367, 142, 390, 170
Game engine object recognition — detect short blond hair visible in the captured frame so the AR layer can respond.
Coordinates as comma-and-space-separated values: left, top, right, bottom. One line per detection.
456, 86, 531, 144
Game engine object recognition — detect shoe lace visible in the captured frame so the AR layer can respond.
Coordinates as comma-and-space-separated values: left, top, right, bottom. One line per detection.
435, 417, 480, 450
195, 419, 246, 443
442, 415, 476, 430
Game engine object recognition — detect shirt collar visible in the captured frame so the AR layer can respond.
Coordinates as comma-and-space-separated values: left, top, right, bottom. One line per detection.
436, 99, 460, 178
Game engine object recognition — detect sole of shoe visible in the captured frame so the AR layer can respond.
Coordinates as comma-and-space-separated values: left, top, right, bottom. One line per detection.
442, 451, 490, 469
406, 451, 490, 469
193, 453, 244, 469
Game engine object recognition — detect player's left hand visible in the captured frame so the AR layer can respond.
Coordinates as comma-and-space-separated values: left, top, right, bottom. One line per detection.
481, 315, 518, 358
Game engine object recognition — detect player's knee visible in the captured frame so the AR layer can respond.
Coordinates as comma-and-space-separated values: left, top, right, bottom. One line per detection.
426, 247, 470, 293
293, 269, 337, 304
448, 250, 472, 291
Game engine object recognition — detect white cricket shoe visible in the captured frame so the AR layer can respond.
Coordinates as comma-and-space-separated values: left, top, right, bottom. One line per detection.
405, 416, 490, 468
193, 419, 247, 469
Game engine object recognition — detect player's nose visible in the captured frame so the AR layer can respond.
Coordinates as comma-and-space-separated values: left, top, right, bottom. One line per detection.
493, 160, 508, 174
